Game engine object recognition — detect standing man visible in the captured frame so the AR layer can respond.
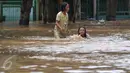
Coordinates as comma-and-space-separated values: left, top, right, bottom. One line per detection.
54, 2, 69, 39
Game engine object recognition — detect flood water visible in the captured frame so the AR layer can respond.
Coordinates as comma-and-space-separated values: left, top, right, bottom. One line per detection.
0, 29, 130, 73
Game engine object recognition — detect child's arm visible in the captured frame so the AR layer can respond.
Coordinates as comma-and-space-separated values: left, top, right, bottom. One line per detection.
86, 33, 91, 39
56, 20, 62, 31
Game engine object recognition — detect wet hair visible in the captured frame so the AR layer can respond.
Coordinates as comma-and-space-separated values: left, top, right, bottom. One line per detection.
61, 2, 68, 12
78, 27, 87, 38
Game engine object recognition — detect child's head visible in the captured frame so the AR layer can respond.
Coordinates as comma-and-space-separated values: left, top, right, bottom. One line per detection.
61, 2, 69, 12
78, 27, 87, 38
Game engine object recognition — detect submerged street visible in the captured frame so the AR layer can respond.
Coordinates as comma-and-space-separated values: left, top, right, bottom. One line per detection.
0, 0, 130, 73
0, 22, 130, 73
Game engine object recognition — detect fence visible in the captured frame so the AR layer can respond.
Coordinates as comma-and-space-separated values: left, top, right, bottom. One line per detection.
81, 0, 130, 20
97, 0, 130, 20
81, 0, 93, 19
0, 0, 34, 22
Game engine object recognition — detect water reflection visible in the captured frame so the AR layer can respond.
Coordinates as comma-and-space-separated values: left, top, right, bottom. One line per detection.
30, 72, 43, 73
64, 70, 93, 73
0, 33, 130, 73
22, 34, 130, 54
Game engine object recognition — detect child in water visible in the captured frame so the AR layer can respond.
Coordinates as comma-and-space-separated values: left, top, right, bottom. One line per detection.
78, 27, 90, 38
70, 27, 90, 40
54, 2, 69, 39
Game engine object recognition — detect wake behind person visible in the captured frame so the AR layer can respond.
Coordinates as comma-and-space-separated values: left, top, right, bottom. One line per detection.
54, 2, 69, 39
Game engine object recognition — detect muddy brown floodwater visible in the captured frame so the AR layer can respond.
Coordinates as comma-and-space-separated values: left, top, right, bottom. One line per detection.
0, 21, 130, 73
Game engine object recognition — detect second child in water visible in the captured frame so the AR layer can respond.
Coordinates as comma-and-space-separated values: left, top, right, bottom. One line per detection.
78, 27, 90, 38
70, 27, 90, 40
